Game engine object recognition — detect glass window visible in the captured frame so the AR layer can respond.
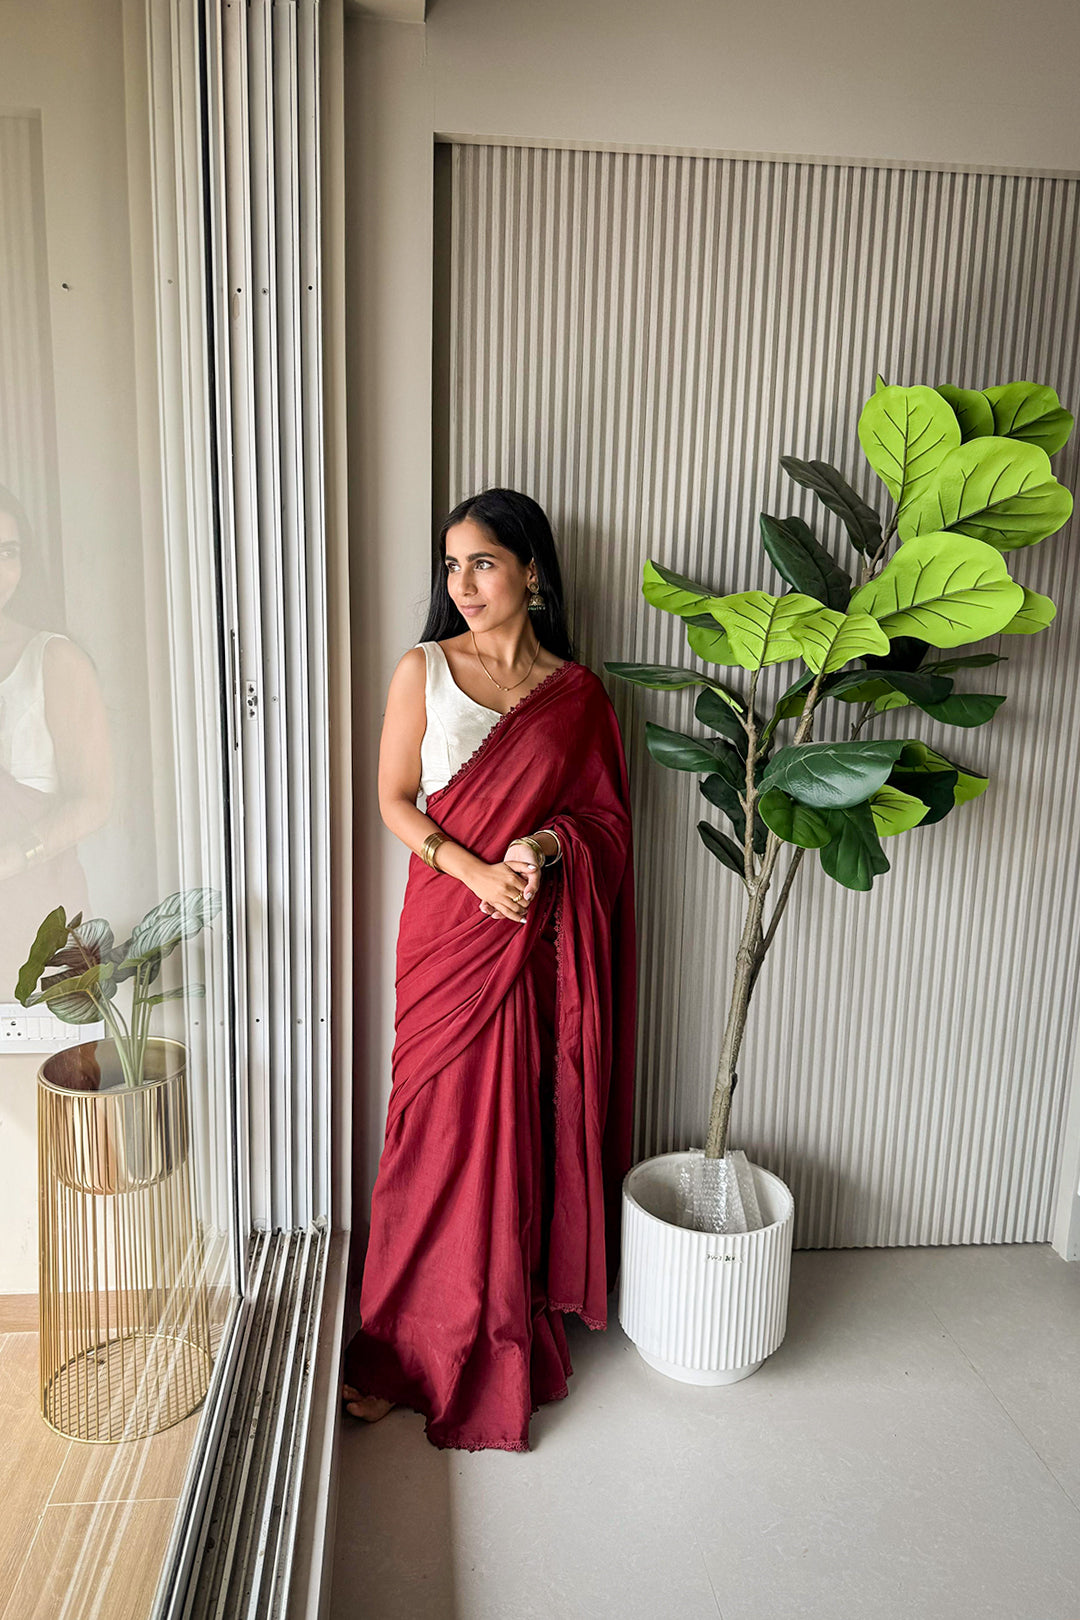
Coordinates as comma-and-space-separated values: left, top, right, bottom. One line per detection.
0, 1, 238, 1611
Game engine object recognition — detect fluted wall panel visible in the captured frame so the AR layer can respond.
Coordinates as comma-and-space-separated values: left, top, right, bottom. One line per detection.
444, 142, 1080, 1248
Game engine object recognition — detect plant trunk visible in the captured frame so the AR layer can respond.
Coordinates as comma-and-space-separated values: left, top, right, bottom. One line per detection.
704, 885, 767, 1159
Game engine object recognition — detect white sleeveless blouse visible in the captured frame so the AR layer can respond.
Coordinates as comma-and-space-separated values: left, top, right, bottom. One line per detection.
414, 640, 500, 805
0, 629, 65, 793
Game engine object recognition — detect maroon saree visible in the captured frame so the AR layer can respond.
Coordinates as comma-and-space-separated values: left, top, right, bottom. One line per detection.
344, 658, 637, 1452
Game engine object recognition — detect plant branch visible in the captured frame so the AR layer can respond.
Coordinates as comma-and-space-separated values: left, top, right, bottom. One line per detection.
849, 701, 875, 740
859, 508, 899, 586
741, 668, 761, 884
758, 847, 806, 966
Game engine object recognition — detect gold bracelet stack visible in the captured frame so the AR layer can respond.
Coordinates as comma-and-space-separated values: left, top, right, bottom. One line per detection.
420, 832, 446, 871
534, 826, 563, 863
512, 835, 546, 867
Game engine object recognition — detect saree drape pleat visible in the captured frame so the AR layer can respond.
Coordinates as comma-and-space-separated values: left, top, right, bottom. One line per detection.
345, 659, 637, 1452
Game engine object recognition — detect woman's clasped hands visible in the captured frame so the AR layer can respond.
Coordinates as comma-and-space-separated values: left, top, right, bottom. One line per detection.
474, 838, 544, 924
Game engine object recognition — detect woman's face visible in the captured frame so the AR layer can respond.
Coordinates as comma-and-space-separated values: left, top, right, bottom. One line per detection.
0, 511, 21, 615
443, 518, 533, 632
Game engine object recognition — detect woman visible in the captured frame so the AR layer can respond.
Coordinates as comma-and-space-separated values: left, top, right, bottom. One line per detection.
0, 485, 112, 999
342, 488, 637, 1454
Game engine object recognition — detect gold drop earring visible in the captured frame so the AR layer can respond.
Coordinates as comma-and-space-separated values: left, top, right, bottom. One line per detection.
527, 576, 545, 613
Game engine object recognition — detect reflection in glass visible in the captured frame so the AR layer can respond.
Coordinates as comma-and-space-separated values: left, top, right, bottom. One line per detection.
0, 5, 240, 1614
0, 485, 112, 1000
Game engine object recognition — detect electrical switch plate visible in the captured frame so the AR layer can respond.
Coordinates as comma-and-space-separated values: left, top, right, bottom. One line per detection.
0, 1003, 105, 1052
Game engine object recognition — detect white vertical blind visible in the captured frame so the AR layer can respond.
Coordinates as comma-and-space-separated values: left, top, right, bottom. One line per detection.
209, 0, 330, 1232
446, 142, 1080, 1249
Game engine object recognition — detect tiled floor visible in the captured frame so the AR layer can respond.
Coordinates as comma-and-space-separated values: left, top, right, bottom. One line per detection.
331, 1244, 1080, 1620
0, 1332, 202, 1620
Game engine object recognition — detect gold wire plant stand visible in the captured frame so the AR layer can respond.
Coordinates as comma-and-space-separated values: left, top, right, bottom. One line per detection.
37, 1037, 214, 1443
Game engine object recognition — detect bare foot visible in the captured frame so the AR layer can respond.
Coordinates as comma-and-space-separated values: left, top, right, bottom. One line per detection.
342, 1382, 394, 1422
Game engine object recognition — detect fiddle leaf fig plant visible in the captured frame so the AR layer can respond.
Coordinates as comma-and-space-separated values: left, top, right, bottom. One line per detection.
16, 889, 222, 1088
606, 376, 1074, 1165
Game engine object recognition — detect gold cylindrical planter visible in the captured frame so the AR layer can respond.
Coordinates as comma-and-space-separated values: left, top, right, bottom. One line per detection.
38, 1038, 214, 1443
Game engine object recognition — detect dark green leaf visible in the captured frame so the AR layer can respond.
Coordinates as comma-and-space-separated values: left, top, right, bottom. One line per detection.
761, 739, 908, 809
645, 721, 740, 775
603, 661, 715, 690
759, 512, 853, 610
697, 820, 746, 878
896, 739, 989, 804
699, 775, 767, 856
918, 692, 1006, 728
825, 668, 953, 708
15, 907, 70, 1006
694, 686, 748, 751
778, 456, 884, 555
923, 653, 1006, 673
888, 767, 959, 825
862, 636, 929, 672
758, 788, 832, 848
818, 803, 891, 890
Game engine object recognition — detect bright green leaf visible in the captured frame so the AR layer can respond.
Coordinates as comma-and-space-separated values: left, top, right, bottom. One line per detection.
685, 619, 740, 666
642, 559, 720, 619
1001, 588, 1057, 635
848, 533, 1024, 647
857, 385, 961, 528
794, 608, 890, 674
708, 591, 823, 669
983, 381, 1074, 457
870, 784, 930, 837
936, 385, 994, 441
903, 437, 1073, 550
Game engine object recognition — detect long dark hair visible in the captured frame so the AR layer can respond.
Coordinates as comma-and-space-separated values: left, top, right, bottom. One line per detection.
419, 488, 576, 661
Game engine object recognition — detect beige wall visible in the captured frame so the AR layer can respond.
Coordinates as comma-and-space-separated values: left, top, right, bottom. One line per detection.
425, 0, 1080, 175
344, 2, 1080, 1238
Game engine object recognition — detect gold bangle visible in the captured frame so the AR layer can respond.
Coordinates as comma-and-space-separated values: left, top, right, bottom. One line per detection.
420, 832, 446, 871
534, 826, 562, 863
510, 835, 545, 867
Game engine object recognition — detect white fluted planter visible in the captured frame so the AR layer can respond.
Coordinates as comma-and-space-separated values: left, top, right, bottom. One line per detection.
619, 1151, 795, 1385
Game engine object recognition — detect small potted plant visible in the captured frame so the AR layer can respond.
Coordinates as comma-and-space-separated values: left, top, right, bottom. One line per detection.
18, 889, 222, 1193
607, 376, 1074, 1384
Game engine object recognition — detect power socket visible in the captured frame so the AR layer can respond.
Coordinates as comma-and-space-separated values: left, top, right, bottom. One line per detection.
0, 1003, 106, 1053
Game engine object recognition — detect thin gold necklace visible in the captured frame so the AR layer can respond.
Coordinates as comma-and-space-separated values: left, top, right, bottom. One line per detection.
470, 627, 542, 691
